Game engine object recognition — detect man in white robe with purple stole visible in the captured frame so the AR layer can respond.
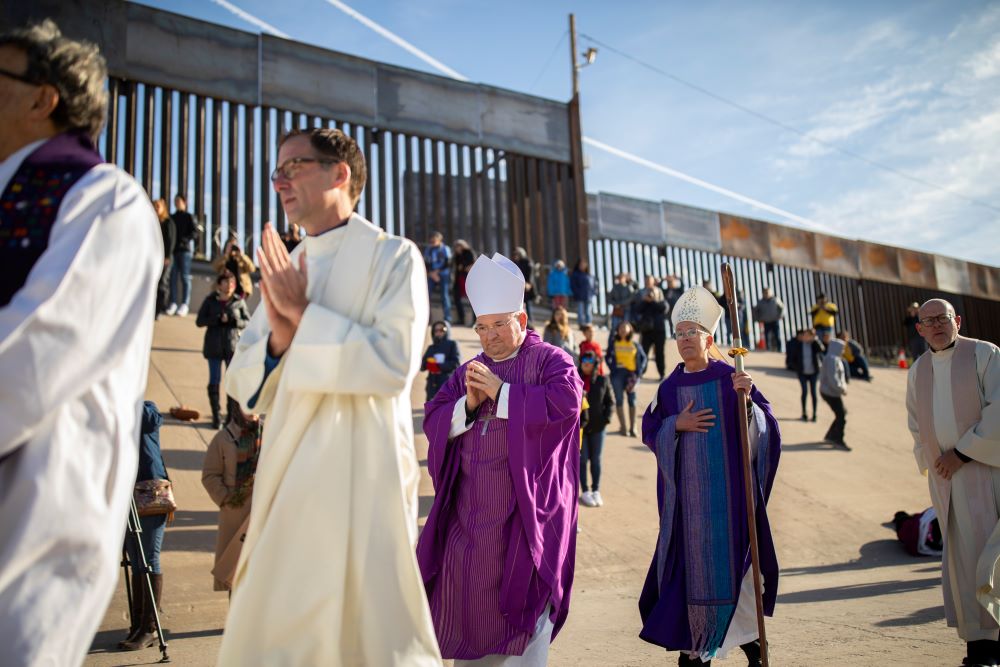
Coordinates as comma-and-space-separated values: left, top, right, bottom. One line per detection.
906, 298, 1000, 667
219, 127, 441, 665
417, 253, 582, 666
0, 21, 161, 666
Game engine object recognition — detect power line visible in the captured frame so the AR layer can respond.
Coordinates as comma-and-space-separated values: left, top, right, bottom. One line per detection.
208, 0, 289, 37
580, 32, 1000, 215
527, 30, 568, 93
584, 137, 822, 230
322, 0, 469, 81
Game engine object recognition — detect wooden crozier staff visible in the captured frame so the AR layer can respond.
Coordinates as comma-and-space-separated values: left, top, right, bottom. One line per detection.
721, 263, 769, 667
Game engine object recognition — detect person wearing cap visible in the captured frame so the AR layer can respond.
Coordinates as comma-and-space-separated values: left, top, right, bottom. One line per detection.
418, 252, 583, 666
638, 286, 782, 666
421, 320, 461, 401
579, 350, 614, 508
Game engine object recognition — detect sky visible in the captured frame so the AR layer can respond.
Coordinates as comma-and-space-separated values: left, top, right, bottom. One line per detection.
133, 0, 1000, 266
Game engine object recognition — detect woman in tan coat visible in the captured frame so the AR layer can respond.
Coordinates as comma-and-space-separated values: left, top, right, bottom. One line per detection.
201, 404, 262, 591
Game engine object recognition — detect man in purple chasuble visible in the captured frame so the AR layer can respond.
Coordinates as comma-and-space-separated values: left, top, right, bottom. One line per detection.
417, 253, 582, 666
639, 287, 781, 667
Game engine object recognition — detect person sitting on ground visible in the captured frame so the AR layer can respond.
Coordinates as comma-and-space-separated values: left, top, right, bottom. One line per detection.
606, 321, 648, 437
213, 237, 256, 299
543, 305, 577, 361
838, 330, 872, 382
420, 320, 461, 402
819, 336, 850, 450
195, 272, 251, 428
202, 402, 263, 593
579, 351, 614, 509
891, 509, 942, 557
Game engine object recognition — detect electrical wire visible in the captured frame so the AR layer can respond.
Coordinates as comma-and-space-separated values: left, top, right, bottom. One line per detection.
580, 31, 1000, 214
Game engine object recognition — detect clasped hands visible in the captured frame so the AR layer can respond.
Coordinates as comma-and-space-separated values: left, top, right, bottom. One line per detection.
258, 223, 309, 357
466, 361, 503, 410
675, 371, 753, 433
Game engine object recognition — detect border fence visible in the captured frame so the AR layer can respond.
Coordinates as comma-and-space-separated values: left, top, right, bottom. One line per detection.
586, 193, 1000, 358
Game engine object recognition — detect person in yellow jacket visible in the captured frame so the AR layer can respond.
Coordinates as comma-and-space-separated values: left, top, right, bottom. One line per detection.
810, 293, 838, 340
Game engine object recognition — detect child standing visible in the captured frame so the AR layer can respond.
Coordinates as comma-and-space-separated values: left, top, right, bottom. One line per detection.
196, 272, 250, 428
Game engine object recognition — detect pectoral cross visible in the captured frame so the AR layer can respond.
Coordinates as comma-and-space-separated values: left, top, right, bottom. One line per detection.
478, 411, 499, 435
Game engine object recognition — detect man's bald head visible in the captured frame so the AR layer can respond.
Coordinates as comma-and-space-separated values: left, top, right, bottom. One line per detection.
916, 298, 961, 352
918, 298, 955, 317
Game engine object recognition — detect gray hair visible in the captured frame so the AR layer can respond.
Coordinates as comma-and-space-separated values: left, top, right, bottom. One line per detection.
0, 19, 108, 140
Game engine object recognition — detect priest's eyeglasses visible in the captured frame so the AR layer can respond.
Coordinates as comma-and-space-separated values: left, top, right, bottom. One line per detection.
918, 313, 955, 327
675, 327, 709, 340
270, 157, 338, 183
473, 317, 515, 336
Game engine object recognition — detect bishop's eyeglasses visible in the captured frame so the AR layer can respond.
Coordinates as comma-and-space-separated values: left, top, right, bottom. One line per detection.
675, 327, 710, 340
473, 317, 515, 336
918, 313, 955, 327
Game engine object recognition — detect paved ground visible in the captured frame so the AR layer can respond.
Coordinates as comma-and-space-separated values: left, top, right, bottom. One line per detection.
86, 312, 960, 666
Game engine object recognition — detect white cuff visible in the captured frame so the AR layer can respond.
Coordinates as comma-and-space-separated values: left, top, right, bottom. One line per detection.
449, 397, 474, 439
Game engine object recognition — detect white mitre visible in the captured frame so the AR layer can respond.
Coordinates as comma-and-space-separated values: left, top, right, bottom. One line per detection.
466, 252, 525, 316
671, 286, 724, 335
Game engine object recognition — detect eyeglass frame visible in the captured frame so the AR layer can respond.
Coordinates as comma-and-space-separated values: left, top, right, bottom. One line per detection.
473, 316, 517, 336
675, 326, 710, 340
0, 67, 40, 86
270, 156, 339, 183
918, 313, 956, 328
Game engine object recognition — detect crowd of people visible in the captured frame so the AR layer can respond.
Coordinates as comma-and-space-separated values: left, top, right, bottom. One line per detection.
2, 18, 1000, 667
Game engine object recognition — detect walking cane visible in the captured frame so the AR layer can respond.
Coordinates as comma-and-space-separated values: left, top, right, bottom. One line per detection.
721, 263, 769, 667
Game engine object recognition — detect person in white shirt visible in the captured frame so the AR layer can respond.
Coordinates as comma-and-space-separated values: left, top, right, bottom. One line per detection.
0, 20, 161, 667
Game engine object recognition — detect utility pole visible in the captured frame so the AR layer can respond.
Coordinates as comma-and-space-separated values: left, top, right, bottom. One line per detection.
568, 13, 589, 264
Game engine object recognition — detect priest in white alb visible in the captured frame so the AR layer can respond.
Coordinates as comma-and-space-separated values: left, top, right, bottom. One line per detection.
219, 127, 441, 666
906, 298, 1000, 667
0, 21, 161, 666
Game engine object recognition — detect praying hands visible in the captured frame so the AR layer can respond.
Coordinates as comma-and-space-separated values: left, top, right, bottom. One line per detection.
466, 361, 503, 410
257, 222, 309, 356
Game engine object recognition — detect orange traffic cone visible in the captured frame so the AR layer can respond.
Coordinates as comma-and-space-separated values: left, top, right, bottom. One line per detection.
756, 324, 767, 350
897, 348, 908, 369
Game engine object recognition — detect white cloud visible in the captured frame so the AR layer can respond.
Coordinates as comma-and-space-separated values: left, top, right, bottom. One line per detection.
965, 39, 1000, 79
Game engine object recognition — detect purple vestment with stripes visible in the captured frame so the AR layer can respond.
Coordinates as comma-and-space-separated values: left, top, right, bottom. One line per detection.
638, 360, 781, 654
417, 330, 582, 660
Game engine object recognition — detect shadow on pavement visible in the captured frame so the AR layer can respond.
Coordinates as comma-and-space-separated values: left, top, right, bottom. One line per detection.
170, 510, 219, 528
163, 448, 207, 471
781, 441, 852, 452
777, 577, 939, 604
419, 495, 434, 519
782, 539, 938, 577
874, 605, 945, 627
162, 528, 216, 553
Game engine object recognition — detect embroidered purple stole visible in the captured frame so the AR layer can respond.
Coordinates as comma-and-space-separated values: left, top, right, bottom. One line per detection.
0, 132, 103, 307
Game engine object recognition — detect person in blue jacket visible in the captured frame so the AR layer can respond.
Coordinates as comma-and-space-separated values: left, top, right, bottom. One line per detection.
547, 259, 572, 311
121, 400, 170, 651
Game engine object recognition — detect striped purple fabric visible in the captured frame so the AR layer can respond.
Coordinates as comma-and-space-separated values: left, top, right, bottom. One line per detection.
428, 349, 543, 658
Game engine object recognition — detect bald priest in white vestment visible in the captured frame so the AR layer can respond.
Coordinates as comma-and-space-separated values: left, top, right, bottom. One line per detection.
0, 21, 161, 667
906, 298, 1000, 667
219, 127, 441, 666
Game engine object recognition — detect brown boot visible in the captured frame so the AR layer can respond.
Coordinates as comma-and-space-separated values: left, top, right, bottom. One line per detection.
118, 577, 145, 648
628, 404, 637, 437
121, 573, 162, 651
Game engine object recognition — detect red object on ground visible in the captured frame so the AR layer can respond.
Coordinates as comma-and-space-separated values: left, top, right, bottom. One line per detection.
897, 348, 908, 369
